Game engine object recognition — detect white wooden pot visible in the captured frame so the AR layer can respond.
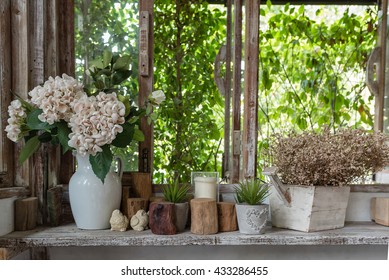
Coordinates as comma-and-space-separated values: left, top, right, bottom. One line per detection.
264, 167, 350, 232
236, 204, 269, 234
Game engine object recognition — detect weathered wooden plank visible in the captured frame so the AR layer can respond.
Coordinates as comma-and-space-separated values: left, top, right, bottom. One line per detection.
375, 0, 388, 132
0, 222, 388, 248
0, 0, 14, 188
222, 0, 232, 180
231, 0, 243, 184
242, 0, 260, 179
11, 0, 29, 188
138, 0, 154, 173
0, 187, 30, 199
28, 0, 46, 227
57, 0, 75, 185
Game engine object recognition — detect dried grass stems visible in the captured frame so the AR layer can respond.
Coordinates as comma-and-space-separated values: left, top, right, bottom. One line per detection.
270, 128, 389, 186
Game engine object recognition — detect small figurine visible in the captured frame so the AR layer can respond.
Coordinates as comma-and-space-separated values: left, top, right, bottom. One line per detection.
130, 209, 149, 231
109, 209, 129, 232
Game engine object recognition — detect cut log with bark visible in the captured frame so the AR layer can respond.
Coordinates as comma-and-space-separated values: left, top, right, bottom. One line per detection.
149, 202, 176, 235
14, 197, 38, 231
47, 186, 63, 226
217, 202, 238, 232
190, 198, 218, 235
127, 198, 149, 220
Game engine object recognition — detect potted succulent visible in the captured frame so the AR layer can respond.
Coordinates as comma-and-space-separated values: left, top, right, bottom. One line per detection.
234, 178, 270, 234
264, 127, 389, 232
161, 178, 191, 232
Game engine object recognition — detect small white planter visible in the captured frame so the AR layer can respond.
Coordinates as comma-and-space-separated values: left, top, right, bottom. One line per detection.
264, 167, 350, 232
236, 204, 269, 234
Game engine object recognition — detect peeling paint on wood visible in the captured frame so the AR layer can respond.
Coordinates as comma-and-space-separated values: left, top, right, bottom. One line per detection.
0, 222, 388, 249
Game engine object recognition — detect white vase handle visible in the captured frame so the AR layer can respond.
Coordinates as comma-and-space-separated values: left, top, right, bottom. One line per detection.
115, 157, 124, 180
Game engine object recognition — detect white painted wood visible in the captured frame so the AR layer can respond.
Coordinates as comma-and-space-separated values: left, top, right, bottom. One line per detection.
1, 222, 389, 249
269, 185, 350, 232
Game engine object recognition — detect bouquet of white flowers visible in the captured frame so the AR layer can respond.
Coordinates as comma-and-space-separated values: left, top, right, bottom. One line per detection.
5, 51, 165, 182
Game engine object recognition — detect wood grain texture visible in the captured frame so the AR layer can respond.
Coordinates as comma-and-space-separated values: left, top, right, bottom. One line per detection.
127, 198, 149, 219
190, 198, 218, 235
11, 0, 29, 188
217, 202, 237, 232
242, 0, 260, 179
0, 222, 388, 248
149, 202, 176, 235
231, 0, 243, 183
0, 0, 14, 188
14, 197, 38, 231
138, 0, 154, 173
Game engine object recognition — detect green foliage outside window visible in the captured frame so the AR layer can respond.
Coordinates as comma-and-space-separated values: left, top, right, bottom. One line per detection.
74, 0, 378, 183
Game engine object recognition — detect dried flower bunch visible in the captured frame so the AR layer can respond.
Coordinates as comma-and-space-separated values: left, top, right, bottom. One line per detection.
270, 128, 389, 186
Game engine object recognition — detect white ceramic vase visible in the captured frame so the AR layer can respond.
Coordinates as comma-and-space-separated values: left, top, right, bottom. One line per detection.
69, 153, 123, 230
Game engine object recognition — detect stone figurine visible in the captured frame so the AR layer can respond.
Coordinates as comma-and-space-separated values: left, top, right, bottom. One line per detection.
130, 209, 149, 231
109, 209, 129, 232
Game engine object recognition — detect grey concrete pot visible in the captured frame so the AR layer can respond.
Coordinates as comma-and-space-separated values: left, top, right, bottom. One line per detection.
235, 203, 269, 234
174, 202, 189, 232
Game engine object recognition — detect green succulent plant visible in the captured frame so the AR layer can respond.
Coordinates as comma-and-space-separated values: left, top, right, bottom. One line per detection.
234, 178, 270, 205
162, 178, 190, 204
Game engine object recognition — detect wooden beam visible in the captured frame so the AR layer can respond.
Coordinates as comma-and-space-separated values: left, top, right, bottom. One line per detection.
222, 0, 232, 180
231, 0, 243, 183
10, 0, 29, 189
58, 0, 75, 184
0, 0, 14, 188
242, 0, 260, 179
138, 0, 154, 174
376, 0, 388, 132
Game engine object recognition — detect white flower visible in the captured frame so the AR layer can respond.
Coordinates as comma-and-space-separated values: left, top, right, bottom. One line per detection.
5, 99, 28, 142
149, 90, 165, 106
68, 92, 126, 156
28, 73, 86, 124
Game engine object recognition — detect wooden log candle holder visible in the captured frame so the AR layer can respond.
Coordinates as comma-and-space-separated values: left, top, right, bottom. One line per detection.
217, 202, 238, 232
190, 198, 218, 235
127, 198, 149, 220
149, 202, 176, 235
14, 197, 38, 231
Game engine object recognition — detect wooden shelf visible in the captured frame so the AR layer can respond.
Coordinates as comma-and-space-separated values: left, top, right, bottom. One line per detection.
1, 222, 389, 249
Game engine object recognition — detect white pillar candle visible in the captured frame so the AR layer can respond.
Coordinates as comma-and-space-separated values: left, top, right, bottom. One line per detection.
194, 177, 218, 200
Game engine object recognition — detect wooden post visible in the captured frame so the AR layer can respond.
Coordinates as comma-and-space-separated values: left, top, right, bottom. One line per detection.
127, 198, 149, 219
139, 0, 154, 173
231, 0, 243, 183
190, 198, 218, 235
1, 0, 15, 188
217, 202, 238, 232
14, 197, 38, 231
131, 172, 152, 200
47, 186, 63, 226
121, 186, 131, 217
149, 202, 176, 235
242, 0, 260, 179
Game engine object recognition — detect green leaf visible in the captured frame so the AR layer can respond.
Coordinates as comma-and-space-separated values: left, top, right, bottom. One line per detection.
19, 136, 40, 164
103, 50, 113, 68
90, 145, 113, 183
26, 109, 55, 130
113, 55, 131, 70
111, 70, 132, 85
133, 128, 145, 142
111, 122, 135, 148
56, 121, 72, 153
